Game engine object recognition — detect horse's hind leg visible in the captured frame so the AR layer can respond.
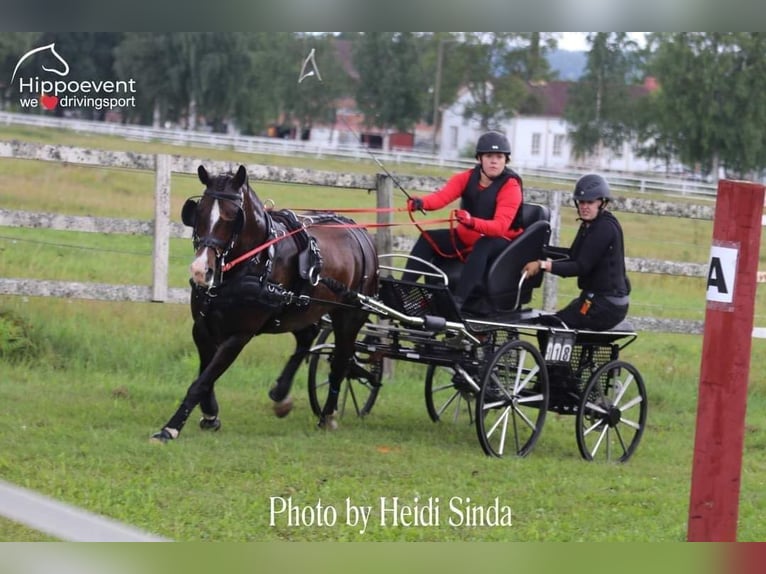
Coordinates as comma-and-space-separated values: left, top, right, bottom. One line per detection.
269, 324, 320, 418
319, 311, 367, 430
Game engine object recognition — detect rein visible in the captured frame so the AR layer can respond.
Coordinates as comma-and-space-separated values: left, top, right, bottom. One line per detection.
215, 202, 461, 275
221, 227, 304, 273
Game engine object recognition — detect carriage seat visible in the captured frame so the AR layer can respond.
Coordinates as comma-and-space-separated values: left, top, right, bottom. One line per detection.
435, 203, 552, 316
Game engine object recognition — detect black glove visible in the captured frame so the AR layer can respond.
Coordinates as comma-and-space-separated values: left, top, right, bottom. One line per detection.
407, 197, 424, 212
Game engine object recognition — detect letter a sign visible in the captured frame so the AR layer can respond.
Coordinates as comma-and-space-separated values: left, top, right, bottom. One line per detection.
706, 241, 739, 309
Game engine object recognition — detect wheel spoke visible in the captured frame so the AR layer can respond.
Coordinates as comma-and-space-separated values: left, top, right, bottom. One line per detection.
612, 371, 634, 404
583, 417, 605, 438
516, 392, 545, 405
590, 424, 608, 456
476, 339, 547, 458
511, 403, 539, 431
583, 400, 608, 415
576, 359, 647, 463
485, 407, 511, 451
614, 425, 629, 455
619, 395, 643, 412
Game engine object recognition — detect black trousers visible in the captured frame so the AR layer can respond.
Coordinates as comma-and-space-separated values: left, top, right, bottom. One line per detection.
402, 229, 511, 302
536, 293, 629, 331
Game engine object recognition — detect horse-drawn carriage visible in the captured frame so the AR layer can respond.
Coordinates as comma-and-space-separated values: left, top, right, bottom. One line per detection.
306, 203, 647, 462
153, 165, 647, 463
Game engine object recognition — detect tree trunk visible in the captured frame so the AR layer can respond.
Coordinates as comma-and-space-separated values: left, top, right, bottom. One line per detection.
187, 97, 197, 131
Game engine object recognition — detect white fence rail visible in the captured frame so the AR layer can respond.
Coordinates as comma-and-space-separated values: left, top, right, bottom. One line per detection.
1, 110, 718, 198
0, 141, 718, 334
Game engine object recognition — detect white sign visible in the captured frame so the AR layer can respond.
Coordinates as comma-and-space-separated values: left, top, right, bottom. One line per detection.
706, 244, 739, 305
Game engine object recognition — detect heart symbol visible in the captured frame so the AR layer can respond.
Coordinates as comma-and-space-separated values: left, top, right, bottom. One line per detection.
40, 94, 59, 110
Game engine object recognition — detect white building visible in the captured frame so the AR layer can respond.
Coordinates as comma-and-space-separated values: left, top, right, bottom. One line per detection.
439, 80, 658, 173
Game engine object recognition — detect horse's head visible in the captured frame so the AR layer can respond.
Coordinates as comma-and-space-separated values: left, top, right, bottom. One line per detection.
183, 164, 264, 289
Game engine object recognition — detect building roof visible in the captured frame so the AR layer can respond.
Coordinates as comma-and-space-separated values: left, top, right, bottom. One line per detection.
525, 77, 657, 118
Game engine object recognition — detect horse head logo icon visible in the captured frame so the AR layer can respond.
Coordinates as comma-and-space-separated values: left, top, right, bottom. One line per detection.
11, 43, 70, 85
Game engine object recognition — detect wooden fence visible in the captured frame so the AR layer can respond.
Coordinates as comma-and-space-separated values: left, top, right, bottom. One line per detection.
0, 141, 723, 334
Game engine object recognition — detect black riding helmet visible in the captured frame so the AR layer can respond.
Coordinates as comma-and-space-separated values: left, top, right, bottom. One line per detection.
475, 131, 511, 160
573, 173, 611, 207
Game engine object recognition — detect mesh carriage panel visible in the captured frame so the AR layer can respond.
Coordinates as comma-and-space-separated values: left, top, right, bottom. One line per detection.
546, 343, 618, 414
568, 344, 618, 393
378, 277, 462, 322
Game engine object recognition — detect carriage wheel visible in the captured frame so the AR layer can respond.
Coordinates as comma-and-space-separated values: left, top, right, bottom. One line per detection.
475, 339, 548, 458
575, 360, 647, 462
424, 364, 475, 424
307, 327, 380, 418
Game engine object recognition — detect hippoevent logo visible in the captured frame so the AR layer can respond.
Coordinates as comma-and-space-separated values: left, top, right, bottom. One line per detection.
11, 43, 136, 111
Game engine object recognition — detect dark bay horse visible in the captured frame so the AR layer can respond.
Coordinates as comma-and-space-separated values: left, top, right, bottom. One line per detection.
151, 165, 378, 442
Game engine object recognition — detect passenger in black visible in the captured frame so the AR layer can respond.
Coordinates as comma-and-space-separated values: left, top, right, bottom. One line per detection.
523, 174, 630, 331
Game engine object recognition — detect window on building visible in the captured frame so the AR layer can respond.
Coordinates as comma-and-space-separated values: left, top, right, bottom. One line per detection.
553, 134, 565, 156
449, 126, 458, 149
531, 133, 541, 155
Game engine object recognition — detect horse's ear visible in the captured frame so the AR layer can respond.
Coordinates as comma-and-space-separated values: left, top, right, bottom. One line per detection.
198, 165, 210, 186
233, 165, 247, 189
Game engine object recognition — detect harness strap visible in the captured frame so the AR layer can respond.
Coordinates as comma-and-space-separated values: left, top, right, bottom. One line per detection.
221, 227, 303, 273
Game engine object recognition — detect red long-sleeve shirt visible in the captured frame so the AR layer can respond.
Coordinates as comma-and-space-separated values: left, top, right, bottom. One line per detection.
420, 168, 523, 248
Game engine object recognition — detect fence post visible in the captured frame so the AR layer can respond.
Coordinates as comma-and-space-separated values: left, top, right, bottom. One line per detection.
542, 190, 561, 311
151, 154, 171, 302
375, 174, 393, 255
687, 179, 765, 541
375, 173, 394, 378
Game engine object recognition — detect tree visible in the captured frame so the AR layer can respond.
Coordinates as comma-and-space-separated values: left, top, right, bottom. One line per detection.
114, 34, 173, 125
459, 33, 529, 130
564, 33, 642, 162
641, 32, 766, 178
0, 33, 41, 110
353, 32, 429, 133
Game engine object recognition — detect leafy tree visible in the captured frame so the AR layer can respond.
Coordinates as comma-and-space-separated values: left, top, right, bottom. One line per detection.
353, 32, 429, 133
0, 33, 41, 109
642, 32, 766, 178
564, 32, 642, 161
454, 33, 559, 130
114, 34, 177, 125
32, 33, 124, 119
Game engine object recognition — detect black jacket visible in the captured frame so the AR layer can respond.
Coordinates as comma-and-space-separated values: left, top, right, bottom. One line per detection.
551, 210, 630, 297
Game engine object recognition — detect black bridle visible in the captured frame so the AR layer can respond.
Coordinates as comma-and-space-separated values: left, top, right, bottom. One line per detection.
183, 187, 277, 289
183, 190, 244, 256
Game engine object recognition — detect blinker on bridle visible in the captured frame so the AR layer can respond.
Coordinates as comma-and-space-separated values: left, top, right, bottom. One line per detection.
182, 190, 245, 254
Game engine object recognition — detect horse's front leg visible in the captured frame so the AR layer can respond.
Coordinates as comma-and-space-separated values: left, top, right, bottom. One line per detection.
269, 324, 320, 418
151, 331, 252, 443
190, 317, 223, 431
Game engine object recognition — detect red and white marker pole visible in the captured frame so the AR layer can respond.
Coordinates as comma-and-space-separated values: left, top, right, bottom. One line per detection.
687, 179, 765, 541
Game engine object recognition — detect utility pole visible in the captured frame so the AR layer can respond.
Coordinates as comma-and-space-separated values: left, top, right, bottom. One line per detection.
430, 39, 445, 155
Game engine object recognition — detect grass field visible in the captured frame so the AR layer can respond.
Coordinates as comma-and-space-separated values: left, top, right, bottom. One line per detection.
1, 124, 766, 542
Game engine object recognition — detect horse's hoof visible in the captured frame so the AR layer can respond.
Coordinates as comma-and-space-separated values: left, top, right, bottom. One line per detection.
318, 412, 339, 431
149, 428, 175, 444
199, 416, 221, 431
273, 396, 294, 418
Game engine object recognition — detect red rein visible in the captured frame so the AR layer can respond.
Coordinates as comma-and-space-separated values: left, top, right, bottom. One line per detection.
220, 206, 464, 273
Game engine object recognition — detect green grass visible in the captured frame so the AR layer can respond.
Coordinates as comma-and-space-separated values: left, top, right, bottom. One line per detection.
2, 124, 766, 542
1, 297, 765, 542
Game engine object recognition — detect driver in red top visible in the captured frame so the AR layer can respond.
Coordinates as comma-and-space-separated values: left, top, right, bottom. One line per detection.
401, 131, 524, 310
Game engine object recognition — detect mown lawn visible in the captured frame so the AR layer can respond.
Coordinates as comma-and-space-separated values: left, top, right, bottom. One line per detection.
1, 124, 765, 543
